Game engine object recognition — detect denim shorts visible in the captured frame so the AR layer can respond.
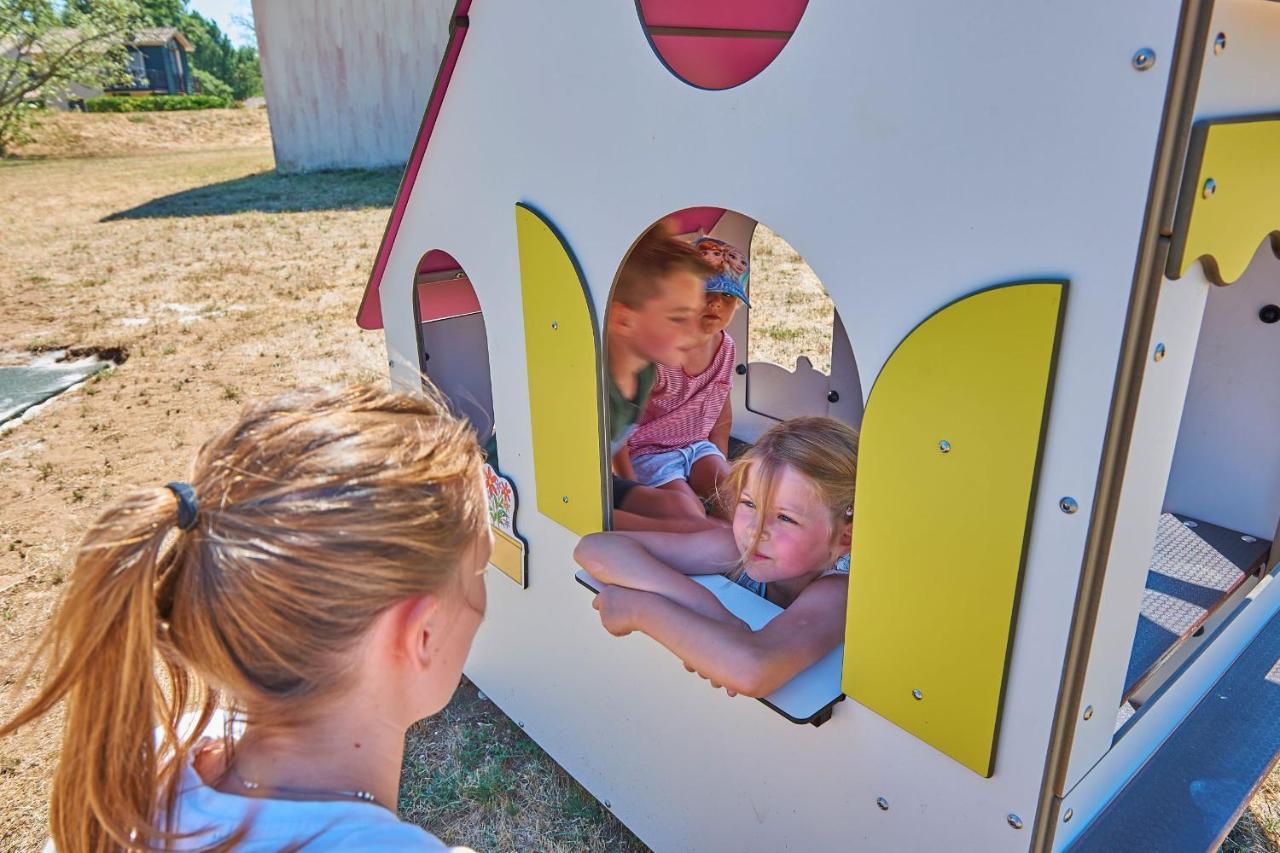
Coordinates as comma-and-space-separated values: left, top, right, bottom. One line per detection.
631, 440, 726, 488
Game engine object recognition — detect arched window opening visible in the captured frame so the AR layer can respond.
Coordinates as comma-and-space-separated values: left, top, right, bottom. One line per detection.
412, 250, 495, 449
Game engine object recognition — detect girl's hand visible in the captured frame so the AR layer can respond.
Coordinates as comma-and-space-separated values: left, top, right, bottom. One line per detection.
592, 585, 641, 636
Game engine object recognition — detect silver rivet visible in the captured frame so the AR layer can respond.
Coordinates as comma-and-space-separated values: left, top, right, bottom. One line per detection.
876, 797, 890, 811
551, 321, 559, 330
1213, 32, 1227, 55
1202, 178, 1216, 199
517, 720, 525, 728
1008, 813, 1024, 830
1132, 48, 1156, 71
1083, 704, 1094, 720
1063, 808, 1074, 823
938, 440, 951, 454
1183, 520, 1198, 528
1243, 535, 1258, 543
604, 800, 612, 809
1060, 497, 1079, 514
912, 689, 923, 700
562, 495, 569, 503
1154, 342, 1166, 362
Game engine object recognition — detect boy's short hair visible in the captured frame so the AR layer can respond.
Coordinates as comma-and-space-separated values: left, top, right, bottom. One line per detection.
613, 220, 717, 309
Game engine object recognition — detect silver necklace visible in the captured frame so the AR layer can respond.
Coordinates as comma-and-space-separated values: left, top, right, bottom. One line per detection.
232, 767, 384, 808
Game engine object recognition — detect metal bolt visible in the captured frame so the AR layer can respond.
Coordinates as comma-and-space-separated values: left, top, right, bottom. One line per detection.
551, 321, 559, 330
1260, 305, 1280, 324
827, 390, 840, 403
912, 689, 924, 700
876, 797, 890, 811
1202, 178, 1216, 199
561, 495, 569, 503
1183, 519, 1199, 528
1213, 32, 1227, 55
517, 720, 525, 728
1008, 813, 1024, 830
735, 363, 748, 376
1083, 704, 1094, 720
1063, 808, 1074, 823
1132, 48, 1156, 71
604, 800, 612, 809
1060, 497, 1079, 514
938, 440, 951, 454
1243, 535, 1258, 543
1154, 342, 1166, 362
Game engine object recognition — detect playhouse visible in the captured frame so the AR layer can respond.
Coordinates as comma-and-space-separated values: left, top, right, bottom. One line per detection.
355, 1, 1280, 849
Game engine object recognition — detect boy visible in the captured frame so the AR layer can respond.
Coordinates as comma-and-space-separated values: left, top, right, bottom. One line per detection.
607, 223, 719, 531
626, 236, 749, 518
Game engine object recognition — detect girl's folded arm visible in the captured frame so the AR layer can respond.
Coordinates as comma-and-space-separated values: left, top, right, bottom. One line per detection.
575, 534, 743, 626
598, 527, 741, 576
626, 575, 848, 698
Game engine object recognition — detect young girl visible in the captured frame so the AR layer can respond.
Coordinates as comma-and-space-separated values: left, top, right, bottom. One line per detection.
1, 386, 488, 851
575, 416, 856, 698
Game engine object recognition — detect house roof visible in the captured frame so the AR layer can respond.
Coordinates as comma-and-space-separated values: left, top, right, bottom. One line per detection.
130, 28, 194, 52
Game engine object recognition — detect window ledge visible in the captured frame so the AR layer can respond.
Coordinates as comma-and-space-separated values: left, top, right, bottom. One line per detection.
575, 569, 845, 726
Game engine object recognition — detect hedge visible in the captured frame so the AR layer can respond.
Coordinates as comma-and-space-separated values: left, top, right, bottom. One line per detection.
85, 94, 233, 113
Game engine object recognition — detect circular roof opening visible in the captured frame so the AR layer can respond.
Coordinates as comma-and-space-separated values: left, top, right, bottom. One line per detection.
637, 0, 809, 90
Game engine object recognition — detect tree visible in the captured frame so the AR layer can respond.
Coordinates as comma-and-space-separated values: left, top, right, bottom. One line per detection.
0, 0, 143, 156
180, 11, 260, 100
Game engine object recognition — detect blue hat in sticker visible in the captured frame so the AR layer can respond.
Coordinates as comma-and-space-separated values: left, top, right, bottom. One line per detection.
693, 236, 750, 308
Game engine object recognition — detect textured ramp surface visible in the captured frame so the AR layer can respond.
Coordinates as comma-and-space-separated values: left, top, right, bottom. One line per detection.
1124, 514, 1269, 697
1071, 608, 1280, 852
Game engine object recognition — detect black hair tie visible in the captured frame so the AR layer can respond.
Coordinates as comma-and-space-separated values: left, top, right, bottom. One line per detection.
165, 482, 200, 531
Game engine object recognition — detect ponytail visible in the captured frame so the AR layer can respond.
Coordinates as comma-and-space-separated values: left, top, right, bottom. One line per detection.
2, 487, 195, 850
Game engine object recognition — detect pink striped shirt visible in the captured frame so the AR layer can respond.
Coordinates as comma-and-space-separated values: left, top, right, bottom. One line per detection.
628, 332, 736, 458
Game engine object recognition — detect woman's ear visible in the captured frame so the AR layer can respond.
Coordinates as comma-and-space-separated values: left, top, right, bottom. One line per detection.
392, 596, 440, 671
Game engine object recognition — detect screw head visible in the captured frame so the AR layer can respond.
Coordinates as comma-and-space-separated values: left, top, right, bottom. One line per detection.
912, 689, 924, 700
1063, 808, 1074, 823
1183, 519, 1199, 528
735, 363, 747, 376
876, 797, 890, 811
1260, 304, 1280, 324
561, 495, 569, 503
1060, 497, 1079, 514
1008, 813, 1024, 830
938, 440, 951, 454
604, 800, 612, 809
827, 390, 840, 403
1132, 47, 1156, 71
1243, 535, 1258, 543
1213, 32, 1227, 55
1083, 704, 1094, 720
550, 321, 559, 330
1202, 178, 1216, 199
1154, 342, 1166, 362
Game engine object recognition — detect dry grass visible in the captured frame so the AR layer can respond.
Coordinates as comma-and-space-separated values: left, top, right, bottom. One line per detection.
0, 113, 1276, 853
747, 224, 834, 374
8, 108, 271, 160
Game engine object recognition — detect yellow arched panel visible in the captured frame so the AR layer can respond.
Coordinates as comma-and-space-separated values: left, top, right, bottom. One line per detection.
1169, 116, 1280, 285
515, 204, 605, 536
842, 282, 1064, 777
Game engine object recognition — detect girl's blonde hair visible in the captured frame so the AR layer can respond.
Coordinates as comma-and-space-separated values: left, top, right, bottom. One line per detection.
1, 385, 488, 851
724, 416, 859, 566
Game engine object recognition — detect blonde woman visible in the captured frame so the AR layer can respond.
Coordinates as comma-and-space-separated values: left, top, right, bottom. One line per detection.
576, 417, 856, 698
2, 386, 489, 850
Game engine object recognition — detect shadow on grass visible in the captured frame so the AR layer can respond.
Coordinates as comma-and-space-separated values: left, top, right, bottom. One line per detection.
102, 167, 403, 220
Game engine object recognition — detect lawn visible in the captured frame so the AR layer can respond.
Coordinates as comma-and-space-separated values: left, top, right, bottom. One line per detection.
0, 111, 1276, 852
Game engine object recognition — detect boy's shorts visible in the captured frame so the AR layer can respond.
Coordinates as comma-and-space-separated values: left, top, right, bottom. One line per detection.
631, 441, 725, 488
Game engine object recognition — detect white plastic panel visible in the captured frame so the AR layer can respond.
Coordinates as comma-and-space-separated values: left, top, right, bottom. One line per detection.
374, 0, 1182, 848
1165, 246, 1280, 538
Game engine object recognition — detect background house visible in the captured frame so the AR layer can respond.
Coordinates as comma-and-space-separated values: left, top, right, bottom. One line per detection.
106, 28, 195, 97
